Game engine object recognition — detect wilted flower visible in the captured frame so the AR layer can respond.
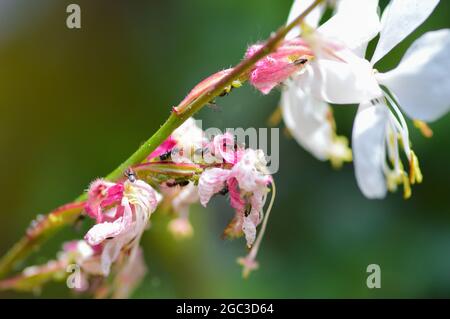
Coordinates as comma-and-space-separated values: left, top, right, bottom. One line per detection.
84, 179, 159, 275
197, 142, 274, 278
198, 143, 272, 247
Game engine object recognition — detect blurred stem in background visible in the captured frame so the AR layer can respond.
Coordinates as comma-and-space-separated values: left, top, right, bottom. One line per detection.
0, 0, 324, 280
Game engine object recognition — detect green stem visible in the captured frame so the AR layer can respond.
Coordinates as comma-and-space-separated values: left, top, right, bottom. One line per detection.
0, 0, 323, 279
0, 202, 84, 279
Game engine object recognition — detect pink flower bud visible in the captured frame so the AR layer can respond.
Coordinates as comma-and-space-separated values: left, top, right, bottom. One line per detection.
246, 39, 313, 94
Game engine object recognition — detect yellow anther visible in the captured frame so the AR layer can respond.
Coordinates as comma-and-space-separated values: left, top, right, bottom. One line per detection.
267, 106, 282, 127
387, 132, 396, 166
386, 171, 400, 192
413, 120, 433, 138
287, 55, 300, 63
402, 172, 412, 199
329, 135, 352, 169
409, 150, 423, 184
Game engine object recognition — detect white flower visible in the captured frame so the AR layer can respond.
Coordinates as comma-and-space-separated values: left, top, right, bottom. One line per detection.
281, 0, 379, 165
348, 2, 449, 199
353, 28, 450, 198
285, 0, 449, 198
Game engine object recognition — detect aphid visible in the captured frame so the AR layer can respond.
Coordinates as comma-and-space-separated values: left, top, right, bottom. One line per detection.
219, 89, 230, 97
159, 150, 172, 161
244, 203, 252, 217
219, 185, 229, 195
166, 180, 190, 187
293, 57, 308, 66
219, 80, 242, 97
125, 168, 137, 183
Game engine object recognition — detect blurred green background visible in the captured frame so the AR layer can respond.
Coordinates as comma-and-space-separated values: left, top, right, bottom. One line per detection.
0, 0, 449, 298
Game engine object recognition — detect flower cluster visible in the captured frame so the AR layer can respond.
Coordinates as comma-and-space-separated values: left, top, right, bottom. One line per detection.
147, 120, 275, 277
247, 0, 450, 199
1, 0, 448, 299
2, 119, 274, 295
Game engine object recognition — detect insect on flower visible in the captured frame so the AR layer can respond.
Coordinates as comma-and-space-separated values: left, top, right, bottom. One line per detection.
158, 149, 173, 161
125, 168, 137, 183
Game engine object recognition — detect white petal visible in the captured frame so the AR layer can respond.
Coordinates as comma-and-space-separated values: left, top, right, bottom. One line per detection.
286, 0, 325, 39
352, 101, 388, 199
307, 50, 382, 104
112, 247, 147, 298
281, 79, 333, 161
132, 180, 159, 214
242, 216, 257, 248
198, 168, 230, 206
84, 198, 133, 246
231, 149, 269, 193
371, 0, 439, 64
84, 219, 125, 246
101, 238, 125, 276
317, 0, 380, 56
172, 117, 205, 152
376, 29, 450, 122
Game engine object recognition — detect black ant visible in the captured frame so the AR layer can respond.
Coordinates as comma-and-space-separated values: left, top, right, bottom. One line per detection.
244, 203, 252, 217
166, 180, 190, 187
293, 58, 308, 66
125, 168, 137, 183
218, 185, 229, 195
159, 150, 172, 161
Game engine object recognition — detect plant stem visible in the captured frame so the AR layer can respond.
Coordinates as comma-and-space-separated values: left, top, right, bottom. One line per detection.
0, 202, 85, 279
0, 0, 323, 279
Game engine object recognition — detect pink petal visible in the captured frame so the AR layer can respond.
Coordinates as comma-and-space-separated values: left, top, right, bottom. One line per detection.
85, 179, 124, 223
148, 136, 177, 160
246, 39, 313, 94
84, 198, 133, 246
212, 133, 239, 164
227, 178, 245, 213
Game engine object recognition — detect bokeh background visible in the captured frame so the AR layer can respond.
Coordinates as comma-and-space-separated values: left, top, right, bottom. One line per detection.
0, 0, 449, 298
